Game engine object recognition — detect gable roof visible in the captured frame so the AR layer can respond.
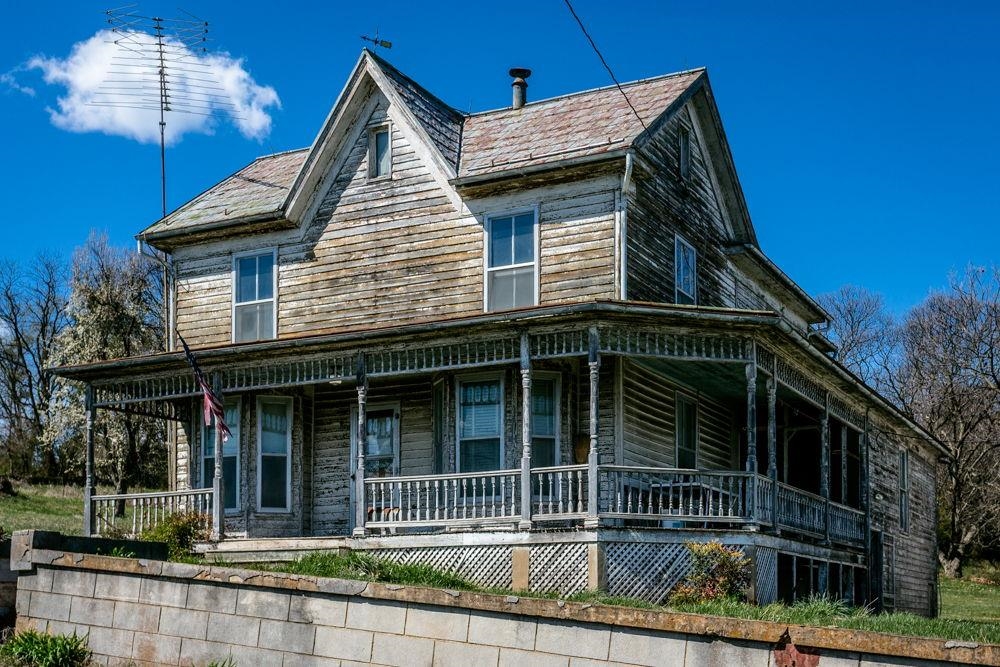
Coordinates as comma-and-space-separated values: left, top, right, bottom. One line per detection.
457, 69, 703, 180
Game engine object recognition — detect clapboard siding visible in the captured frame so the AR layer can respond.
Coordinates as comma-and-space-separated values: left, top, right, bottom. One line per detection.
620, 359, 736, 470
626, 105, 734, 308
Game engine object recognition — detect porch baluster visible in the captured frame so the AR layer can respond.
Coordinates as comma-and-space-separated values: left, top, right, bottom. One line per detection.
353, 357, 368, 537
519, 333, 533, 530
585, 327, 600, 528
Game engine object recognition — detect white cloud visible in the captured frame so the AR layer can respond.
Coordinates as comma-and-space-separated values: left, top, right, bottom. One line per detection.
27, 29, 279, 145
1, 69, 36, 97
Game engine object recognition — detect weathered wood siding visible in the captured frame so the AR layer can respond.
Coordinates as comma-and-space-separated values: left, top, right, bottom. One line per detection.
173, 96, 617, 349
870, 431, 937, 616
626, 105, 734, 308
620, 359, 736, 470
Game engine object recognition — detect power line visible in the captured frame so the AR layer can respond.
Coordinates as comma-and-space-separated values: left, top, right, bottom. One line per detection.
562, 0, 648, 135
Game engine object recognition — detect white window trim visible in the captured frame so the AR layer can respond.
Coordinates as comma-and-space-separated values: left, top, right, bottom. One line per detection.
256, 396, 292, 513
231, 248, 278, 343
201, 397, 241, 514
674, 234, 697, 305
530, 371, 562, 467
675, 392, 699, 470
350, 401, 402, 477
455, 372, 506, 472
368, 123, 392, 181
483, 207, 540, 312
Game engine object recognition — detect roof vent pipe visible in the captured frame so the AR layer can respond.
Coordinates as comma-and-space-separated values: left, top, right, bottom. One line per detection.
510, 67, 531, 109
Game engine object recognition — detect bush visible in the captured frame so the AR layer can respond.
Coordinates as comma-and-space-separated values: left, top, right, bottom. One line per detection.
0, 628, 92, 667
139, 512, 210, 561
668, 541, 751, 605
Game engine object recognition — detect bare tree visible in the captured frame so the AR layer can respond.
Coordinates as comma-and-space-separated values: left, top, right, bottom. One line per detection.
45, 233, 167, 497
819, 284, 898, 389
0, 254, 68, 478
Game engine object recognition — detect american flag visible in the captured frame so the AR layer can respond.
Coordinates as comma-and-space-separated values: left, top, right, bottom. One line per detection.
178, 333, 231, 442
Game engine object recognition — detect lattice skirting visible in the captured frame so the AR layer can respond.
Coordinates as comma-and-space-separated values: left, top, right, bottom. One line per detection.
755, 546, 778, 604
370, 545, 513, 590
529, 543, 589, 596
606, 541, 693, 603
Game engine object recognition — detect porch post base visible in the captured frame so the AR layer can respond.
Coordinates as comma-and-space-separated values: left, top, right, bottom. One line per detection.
82, 486, 94, 537
583, 518, 600, 530
517, 520, 533, 531
352, 527, 366, 537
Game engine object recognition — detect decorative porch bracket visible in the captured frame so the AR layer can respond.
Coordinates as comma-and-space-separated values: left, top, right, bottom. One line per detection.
585, 327, 601, 529
519, 333, 533, 531
354, 354, 368, 537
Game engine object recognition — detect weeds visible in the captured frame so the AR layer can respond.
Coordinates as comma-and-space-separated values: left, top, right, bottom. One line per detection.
0, 629, 92, 667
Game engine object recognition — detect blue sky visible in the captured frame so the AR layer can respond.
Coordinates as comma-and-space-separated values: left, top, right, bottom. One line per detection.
2, 1, 998, 314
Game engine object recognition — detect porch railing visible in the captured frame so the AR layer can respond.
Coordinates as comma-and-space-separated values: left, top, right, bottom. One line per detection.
89, 488, 214, 537
360, 466, 865, 547
364, 468, 521, 529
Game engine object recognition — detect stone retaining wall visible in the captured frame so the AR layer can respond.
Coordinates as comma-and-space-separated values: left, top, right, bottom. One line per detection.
0, 540, 15, 628
9, 531, 998, 667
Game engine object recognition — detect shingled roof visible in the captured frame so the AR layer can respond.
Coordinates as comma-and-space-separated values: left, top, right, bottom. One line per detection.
139, 53, 704, 243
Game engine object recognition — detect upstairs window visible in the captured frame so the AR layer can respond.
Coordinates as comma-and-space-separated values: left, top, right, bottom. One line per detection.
234, 250, 276, 342
676, 395, 698, 468
898, 449, 910, 532
675, 235, 697, 305
486, 211, 537, 311
679, 129, 691, 180
369, 126, 391, 179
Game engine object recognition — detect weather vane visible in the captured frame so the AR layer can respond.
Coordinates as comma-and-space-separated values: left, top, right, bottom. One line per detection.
361, 30, 392, 50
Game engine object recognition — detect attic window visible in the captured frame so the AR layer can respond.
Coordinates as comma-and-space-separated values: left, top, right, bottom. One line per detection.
369, 126, 391, 179
675, 235, 697, 305
679, 129, 691, 180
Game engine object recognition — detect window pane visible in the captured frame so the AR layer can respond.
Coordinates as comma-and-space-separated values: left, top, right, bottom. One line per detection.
460, 381, 501, 438
512, 266, 534, 308
675, 239, 696, 303
257, 253, 274, 300
260, 456, 287, 509
461, 437, 500, 473
489, 216, 513, 267
374, 130, 390, 176
531, 437, 556, 468
235, 304, 258, 342
258, 302, 274, 339
223, 456, 238, 509
260, 401, 289, 454
488, 271, 514, 311
532, 379, 555, 437
676, 399, 697, 468
513, 213, 534, 264
237, 257, 258, 303
365, 412, 394, 458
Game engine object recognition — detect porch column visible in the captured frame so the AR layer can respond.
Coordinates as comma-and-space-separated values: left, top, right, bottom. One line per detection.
585, 327, 600, 529
211, 373, 225, 541
861, 411, 872, 604
841, 425, 849, 505
744, 360, 758, 525
83, 384, 96, 537
353, 355, 368, 537
821, 393, 831, 544
766, 376, 778, 530
519, 333, 533, 531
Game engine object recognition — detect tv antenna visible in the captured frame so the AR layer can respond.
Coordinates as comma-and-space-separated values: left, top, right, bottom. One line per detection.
361, 30, 392, 50
94, 5, 235, 218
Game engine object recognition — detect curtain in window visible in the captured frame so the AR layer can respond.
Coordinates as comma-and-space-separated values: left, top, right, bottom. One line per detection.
459, 380, 501, 472
259, 400, 289, 510
203, 401, 240, 510
531, 378, 557, 468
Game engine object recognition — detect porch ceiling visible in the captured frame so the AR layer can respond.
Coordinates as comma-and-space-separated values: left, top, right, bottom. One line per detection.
637, 357, 747, 401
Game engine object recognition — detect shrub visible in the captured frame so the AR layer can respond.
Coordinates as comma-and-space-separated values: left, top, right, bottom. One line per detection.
668, 540, 751, 605
0, 628, 92, 667
139, 512, 210, 561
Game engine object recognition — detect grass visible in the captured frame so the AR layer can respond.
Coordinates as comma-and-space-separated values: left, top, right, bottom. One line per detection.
0, 628, 92, 667
0, 483, 85, 536
939, 562, 1000, 623
260, 551, 481, 590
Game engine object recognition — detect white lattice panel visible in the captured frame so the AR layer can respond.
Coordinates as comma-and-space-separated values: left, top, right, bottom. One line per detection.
530, 543, 589, 596
371, 545, 512, 590
606, 541, 691, 603
755, 546, 778, 604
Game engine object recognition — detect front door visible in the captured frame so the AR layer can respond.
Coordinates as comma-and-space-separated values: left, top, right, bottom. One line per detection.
350, 403, 400, 528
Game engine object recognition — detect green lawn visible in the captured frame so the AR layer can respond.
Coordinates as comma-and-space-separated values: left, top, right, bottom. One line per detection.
0, 483, 85, 536
940, 564, 1000, 623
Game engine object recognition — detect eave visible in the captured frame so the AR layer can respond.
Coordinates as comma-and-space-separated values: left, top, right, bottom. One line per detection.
725, 243, 830, 325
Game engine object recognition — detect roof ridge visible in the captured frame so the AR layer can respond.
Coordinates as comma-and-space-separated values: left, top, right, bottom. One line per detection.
464, 67, 706, 118
253, 146, 310, 161
364, 48, 464, 121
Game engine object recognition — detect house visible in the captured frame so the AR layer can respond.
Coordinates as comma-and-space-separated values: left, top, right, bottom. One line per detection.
53, 50, 943, 615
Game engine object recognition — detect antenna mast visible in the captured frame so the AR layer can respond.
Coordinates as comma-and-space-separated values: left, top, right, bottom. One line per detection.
96, 6, 233, 218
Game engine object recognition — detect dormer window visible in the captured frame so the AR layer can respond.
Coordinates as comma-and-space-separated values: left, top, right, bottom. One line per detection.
675, 235, 697, 305
369, 125, 391, 179
485, 210, 538, 311
233, 250, 276, 342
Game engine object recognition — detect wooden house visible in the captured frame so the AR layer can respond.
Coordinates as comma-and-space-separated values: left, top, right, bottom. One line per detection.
54, 51, 943, 615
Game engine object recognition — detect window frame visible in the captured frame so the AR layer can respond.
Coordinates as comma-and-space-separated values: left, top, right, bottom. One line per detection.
530, 371, 562, 469
368, 123, 392, 180
255, 395, 293, 514
483, 207, 540, 312
350, 401, 402, 478
675, 393, 699, 470
674, 234, 698, 305
898, 448, 910, 533
455, 372, 506, 473
201, 397, 241, 513
231, 248, 278, 343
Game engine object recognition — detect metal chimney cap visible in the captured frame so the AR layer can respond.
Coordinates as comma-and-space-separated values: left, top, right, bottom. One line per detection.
509, 67, 532, 80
